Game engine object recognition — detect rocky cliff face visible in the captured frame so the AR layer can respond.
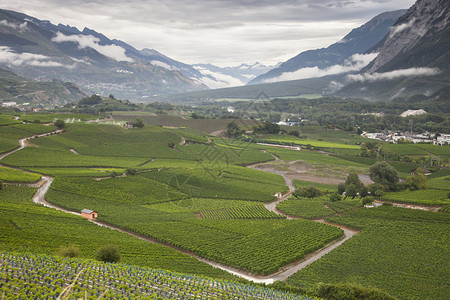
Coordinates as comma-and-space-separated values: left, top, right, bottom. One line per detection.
366, 0, 450, 73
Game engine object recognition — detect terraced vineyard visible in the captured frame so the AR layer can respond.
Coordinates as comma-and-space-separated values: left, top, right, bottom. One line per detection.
0, 166, 41, 183
0, 252, 315, 300
288, 207, 450, 299
277, 197, 336, 219
200, 205, 284, 219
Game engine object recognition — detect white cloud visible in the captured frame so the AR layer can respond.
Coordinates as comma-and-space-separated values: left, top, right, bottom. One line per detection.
346, 67, 441, 82
389, 18, 415, 38
194, 66, 246, 88
150, 60, 178, 71
0, 20, 28, 31
262, 52, 378, 83
0, 46, 71, 68
3, 0, 415, 66
51, 32, 133, 62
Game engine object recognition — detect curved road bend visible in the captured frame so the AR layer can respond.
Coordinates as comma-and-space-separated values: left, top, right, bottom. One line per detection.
2, 131, 358, 284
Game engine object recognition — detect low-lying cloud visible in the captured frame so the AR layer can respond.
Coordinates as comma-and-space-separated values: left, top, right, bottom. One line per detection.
346, 67, 441, 82
389, 18, 415, 38
0, 20, 28, 31
52, 32, 133, 62
0, 46, 70, 67
262, 52, 378, 83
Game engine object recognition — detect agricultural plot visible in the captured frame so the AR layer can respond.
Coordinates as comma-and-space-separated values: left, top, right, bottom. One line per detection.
147, 198, 262, 214
293, 179, 336, 192
276, 197, 335, 219
25, 167, 126, 177
325, 200, 361, 213
0, 115, 21, 126
18, 113, 95, 123
200, 205, 284, 219
2, 148, 148, 168
288, 207, 450, 299
0, 166, 41, 183
381, 189, 449, 206
51, 176, 186, 205
427, 175, 450, 190
0, 185, 232, 279
0, 124, 53, 154
46, 188, 343, 276
262, 135, 361, 150
141, 167, 284, 202
0, 252, 313, 300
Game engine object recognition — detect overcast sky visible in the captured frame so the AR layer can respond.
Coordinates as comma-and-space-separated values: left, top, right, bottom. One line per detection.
2, 0, 416, 66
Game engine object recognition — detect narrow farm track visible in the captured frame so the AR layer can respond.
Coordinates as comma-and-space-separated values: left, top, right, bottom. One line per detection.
2, 130, 357, 284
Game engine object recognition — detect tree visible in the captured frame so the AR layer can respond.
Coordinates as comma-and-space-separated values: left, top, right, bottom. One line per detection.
293, 186, 322, 198
345, 184, 357, 199
54, 119, 65, 129
226, 122, 244, 138
134, 118, 144, 128
369, 161, 399, 190
109, 94, 115, 99
345, 173, 364, 191
126, 168, 137, 175
95, 245, 121, 263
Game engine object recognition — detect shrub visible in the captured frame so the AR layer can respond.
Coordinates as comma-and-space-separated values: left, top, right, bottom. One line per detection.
329, 192, 341, 202
95, 245, 121, 263
54, 119, 65, 129
293, 186, 322, 198
57, 245, 81, 258
126, 168, 137, 176
316, 282, 396, 300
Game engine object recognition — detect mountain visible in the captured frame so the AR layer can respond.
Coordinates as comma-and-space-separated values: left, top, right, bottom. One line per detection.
337, 0, 450, 100
0, 67, 88, 107
249, 10, 406, 85
192, 62, 276, 88
0, 9, 208, 100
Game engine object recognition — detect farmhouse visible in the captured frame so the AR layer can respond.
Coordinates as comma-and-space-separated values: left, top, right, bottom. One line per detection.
81, 209, 98, 220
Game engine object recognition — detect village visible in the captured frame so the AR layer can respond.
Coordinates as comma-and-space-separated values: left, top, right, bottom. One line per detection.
361, 131, 450, 146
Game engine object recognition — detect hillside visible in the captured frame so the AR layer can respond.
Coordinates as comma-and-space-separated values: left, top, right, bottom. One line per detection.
0, 9, 208, 100
338, 0, 450, 100
249, 10, 406, 85
0, 67, 88, 106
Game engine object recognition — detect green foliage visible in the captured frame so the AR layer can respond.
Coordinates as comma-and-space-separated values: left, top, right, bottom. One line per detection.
316, 282, 396, 300
289, 207, 450, 299
293, 186, 323, 198
226, 121, 244, 138
54, 119, 65, 129
201, 205, 284, 219
345, 184, 357, 199
79, 94, 102, 105
369, 161, 399, 189
95, 244, 121, 263
125, 168, 137, 175
0, 166, 41, 183
57, 244, 81, 258
328, 192, 341, 202
134, 118, 145, 128
381, 189, 449, 206
253, 120, 280, 134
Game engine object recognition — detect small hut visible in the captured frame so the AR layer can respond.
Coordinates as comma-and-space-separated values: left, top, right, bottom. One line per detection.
81, 209, 98, 220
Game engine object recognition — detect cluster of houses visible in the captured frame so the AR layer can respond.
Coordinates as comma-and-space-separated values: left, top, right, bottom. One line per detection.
361, 131, 450, 146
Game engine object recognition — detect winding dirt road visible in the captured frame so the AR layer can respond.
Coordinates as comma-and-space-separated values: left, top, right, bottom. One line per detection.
1, 130, 359, 284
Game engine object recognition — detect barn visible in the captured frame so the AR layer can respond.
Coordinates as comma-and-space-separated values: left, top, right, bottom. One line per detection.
81, 209, 98, 220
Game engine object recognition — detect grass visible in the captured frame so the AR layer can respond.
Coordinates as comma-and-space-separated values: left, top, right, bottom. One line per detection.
263, 135, 361, 149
